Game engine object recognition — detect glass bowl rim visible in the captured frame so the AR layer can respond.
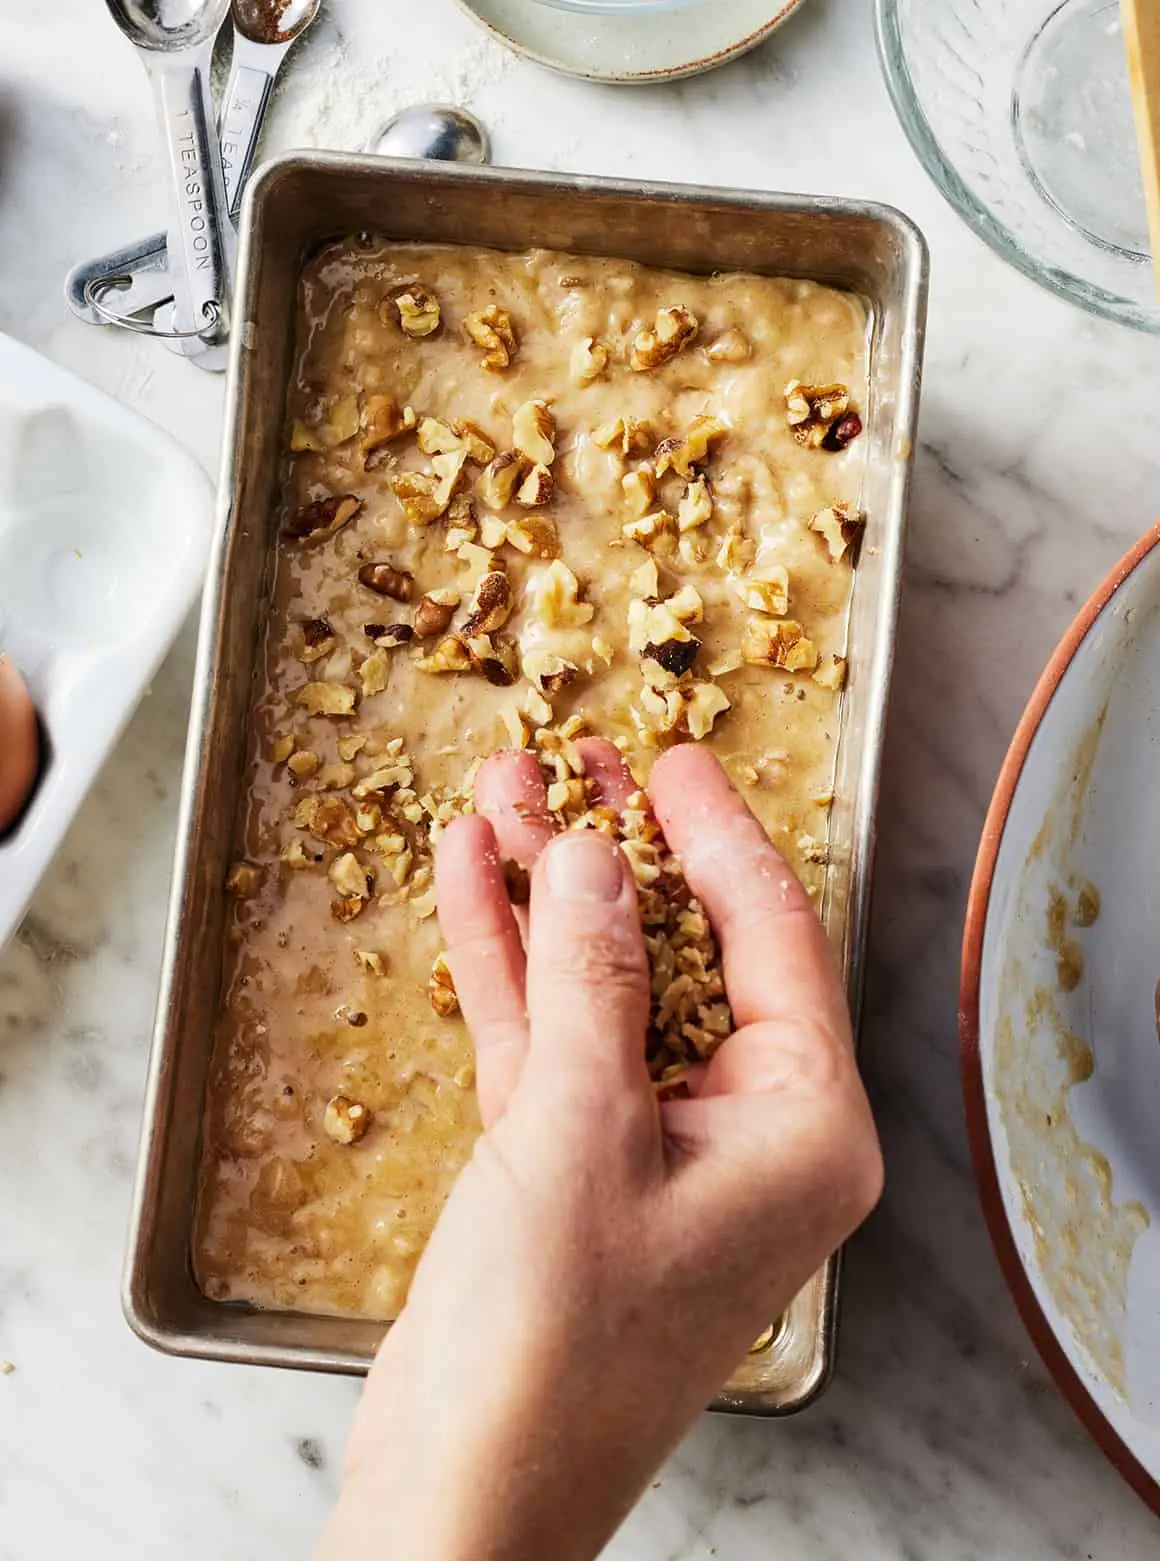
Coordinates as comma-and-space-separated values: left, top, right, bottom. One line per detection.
873, 0, 1160, 335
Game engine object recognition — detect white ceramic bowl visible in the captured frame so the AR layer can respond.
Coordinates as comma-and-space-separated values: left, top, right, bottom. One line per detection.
962, 523, 1160, 1514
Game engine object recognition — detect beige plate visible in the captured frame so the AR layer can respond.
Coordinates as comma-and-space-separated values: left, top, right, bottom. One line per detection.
455, 0, 807, 84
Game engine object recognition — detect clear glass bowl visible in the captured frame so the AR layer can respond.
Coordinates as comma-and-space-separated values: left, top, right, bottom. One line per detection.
875, 0, 1159, 332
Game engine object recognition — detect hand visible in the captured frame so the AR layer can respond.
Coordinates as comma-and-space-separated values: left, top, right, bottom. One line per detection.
316, 742, 882, 1561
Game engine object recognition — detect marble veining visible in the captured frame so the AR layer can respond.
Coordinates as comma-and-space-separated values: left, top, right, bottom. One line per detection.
3, 0, 1160, 1555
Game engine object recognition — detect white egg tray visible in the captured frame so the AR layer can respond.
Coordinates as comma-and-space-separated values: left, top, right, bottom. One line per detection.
0, 332, 214, 948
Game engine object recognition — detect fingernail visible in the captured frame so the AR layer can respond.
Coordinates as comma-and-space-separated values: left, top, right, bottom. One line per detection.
545, 833, 623, 902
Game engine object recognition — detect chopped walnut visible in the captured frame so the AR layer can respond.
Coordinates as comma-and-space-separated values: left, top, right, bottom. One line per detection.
329, 852, 372, 900
468, 633, 520, 687
476, 450, 528, 510
462, 570, 513, 635
571, 337, 610, 384
283, 494, 362, 546
417, 417, 467, 457
622, 509, 677, 555
783, 380, 859, 448
294, 681, 357, 717
316, 761, 357, 791
359, 648, 393, 697
630, 305, 698, 371
413, 589, 460, 638
685, 682, 731, 740
707, 328, 750, 363
523, 646, 580, 694
813, 653, 847, 691
271, 733, 295, 764
526, 559, 594, 629
516, 464, 553, 507
741, 618, 819, 673
391, 285, 441, 338
338, 734, 368, 762
428, 952, 459, 1017
464, 304, 517, 371
296, 795, 360, 848
358, 562, 414, 601
715, 525, 757, 573
630, 558, 661, 600
654, 415, 729, 480
628, 597, 694, 657
621, 469, 657, 517
323, 1094, 372, 1145
733, 564, 790, 617
512, 400, 556, 466
592, 417, 654, 458
354, 948, 387, 976
364, 623, 415, 648
226, 861, 263, 900
287, 750, 320, 779
501, 706, 532, 748
667, 583, 704, 624
475, 513, 505, 549
643, 637, 699, 681
297, 617, 336, 663
415, 635, 473, 674
361, 395, 416, 468
677, 477, 713, 532
391, 450, 466, 525
522, 686, 554, 727
288, 394, 360, 452
808, 502, 864, 563
506, 513, 561, 559
454, 420, 497, 465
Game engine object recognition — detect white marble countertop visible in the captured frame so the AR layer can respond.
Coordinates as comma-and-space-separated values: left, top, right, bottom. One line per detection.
3, 0, 1160, 1555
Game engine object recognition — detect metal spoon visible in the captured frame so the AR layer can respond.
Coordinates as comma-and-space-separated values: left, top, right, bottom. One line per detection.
67, 0, 320, 331
102, 0, 234, 351
67, 100, 492, 337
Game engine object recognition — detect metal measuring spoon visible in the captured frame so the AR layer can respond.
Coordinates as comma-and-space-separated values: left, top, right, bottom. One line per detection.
365, 104, 491, 165
68, 0, 320, 332
102, 0, 234, 351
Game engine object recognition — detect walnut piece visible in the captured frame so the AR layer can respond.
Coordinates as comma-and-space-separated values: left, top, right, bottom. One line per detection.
287, 750, 320, 779
354, 949, 387, 976
630, 305, 698, 371
592, 417, 655, 458
413, 589, 461, 639
516, 464, 554, 507
476, 451, 528, 511
741, 618, 819, 672
813, 653, 848, 691
391, 286, 441, 338
527, 560, 594, 629
329, 852, 372, 900
462, 570, 513, 636
391, 450, 467, 525
358, 562, 414, 601
464, 305, 517, 371
226, 861, 263, 900
415, 634, 473, 674
506, 513, 561, 559
685, 681, 731, 740
654, 415, 729, 480
623, 509, 677, 556
361, 394, 417, 468
677, 477, 713, 532
289, 394, 360, 452
297, 617, 336, 663
467, 633, 520, 687
808, 502, 864, 563
784, 381, 861, 449
571, 337, 609, 384
621, 469, 656, 517
364, 622, 415, 648
283, 493, 362, 546
454, 420, 497, 465
359, 648, 392, 697
512, 400, 556, 466
428, 952, 460, 1017
294, 681, 357, 717
523, 646, 580, 694
733, 563, 790, 617
323, 1095, 372, 1145
417, 417, 467, 457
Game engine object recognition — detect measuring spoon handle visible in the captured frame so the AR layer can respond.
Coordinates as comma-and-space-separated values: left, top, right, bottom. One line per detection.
220, 31, 294, 219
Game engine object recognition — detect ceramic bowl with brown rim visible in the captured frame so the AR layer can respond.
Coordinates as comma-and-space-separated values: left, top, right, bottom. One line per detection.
962, 522, 1160, 1514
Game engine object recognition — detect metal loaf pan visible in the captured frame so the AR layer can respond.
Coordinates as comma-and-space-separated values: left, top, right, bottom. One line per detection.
125, 154, 928, 1413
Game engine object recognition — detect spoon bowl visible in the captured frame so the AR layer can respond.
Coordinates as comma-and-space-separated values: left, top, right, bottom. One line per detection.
104, 0, 230, 50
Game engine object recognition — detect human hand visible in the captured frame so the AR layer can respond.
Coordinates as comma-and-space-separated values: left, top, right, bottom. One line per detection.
317, 741, 882, 1561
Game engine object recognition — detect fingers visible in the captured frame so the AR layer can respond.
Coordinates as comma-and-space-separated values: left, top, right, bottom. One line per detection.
474, 750, 556, 869
435, 815, 530, 1128
648, 746, 851, 1054
523, 830, 653, 1102
575, 738, 638, 812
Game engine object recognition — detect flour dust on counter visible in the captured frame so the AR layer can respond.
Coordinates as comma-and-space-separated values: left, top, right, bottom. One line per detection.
194, 239, 869, 1322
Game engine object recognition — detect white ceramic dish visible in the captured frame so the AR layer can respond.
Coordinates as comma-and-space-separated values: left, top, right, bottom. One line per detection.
962, 523, 1160, 1516
0, 333, 214, 949
456, 0, 806, 83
